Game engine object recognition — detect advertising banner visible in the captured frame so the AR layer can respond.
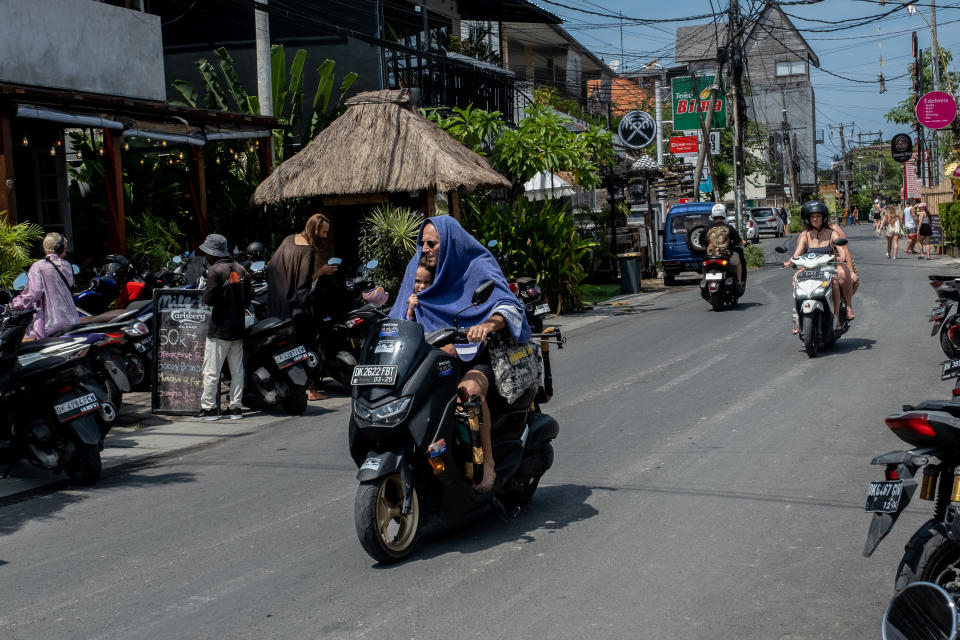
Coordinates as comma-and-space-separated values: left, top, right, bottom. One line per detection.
672, 76, 727, 131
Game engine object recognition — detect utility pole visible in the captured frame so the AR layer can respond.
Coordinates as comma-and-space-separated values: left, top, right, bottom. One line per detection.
728, 0, 745, 229
780, 91, 800, 203
254, 0, 273, 117
931, 0, 943, 184
837, 123, 852, 213
692, 73, 721, 202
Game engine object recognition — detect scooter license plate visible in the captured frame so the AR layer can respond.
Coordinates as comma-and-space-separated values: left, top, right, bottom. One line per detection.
273, 345, 308, 369
351, 365, 398, 386
134, 337, 153, 353
865, 480, 903, 513
931, 303, 947, 322
705, 272, 723, 280
534, 303, 550, 316
54, 393, 100, 423
798, 271, 826, 281
942, 358, 960, 380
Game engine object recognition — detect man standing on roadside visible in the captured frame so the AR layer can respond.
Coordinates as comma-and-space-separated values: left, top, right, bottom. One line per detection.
198, 234, 252, 421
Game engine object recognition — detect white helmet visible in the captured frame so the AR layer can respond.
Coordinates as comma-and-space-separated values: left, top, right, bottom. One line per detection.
711, 203, 727, 219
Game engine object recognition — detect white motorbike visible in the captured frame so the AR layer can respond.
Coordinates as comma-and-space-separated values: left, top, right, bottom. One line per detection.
779, 238, 851, 357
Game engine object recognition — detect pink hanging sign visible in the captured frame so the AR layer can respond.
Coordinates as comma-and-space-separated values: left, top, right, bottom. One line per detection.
916, 91, 958, 130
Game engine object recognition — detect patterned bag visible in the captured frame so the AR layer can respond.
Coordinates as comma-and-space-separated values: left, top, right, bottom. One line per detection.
487, 331, 543, 404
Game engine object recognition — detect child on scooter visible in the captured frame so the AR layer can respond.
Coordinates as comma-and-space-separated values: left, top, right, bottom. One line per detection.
406, 257, 435, 320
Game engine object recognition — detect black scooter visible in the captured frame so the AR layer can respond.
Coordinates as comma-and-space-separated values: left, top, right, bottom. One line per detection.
242, 314, 310, 415
698, 253, 744, 311
0, 309, 114, 485
348, 281, 563, 563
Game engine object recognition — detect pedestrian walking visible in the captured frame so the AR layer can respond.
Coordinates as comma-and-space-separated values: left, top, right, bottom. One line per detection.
873, 201, 883, 233
198, 233, 252, 421
882, 205, 903, 259
916, 202, 933, 260
8, 232, 78, 340
265, 212, 338, 401
904, 199, 918, 254
850, 206, 859, 226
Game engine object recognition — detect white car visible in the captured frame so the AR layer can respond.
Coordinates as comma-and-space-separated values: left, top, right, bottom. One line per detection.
727, 214, 759, 244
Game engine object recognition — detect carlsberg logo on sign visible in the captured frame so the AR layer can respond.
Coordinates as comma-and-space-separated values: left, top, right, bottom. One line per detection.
672, 76, 727, 131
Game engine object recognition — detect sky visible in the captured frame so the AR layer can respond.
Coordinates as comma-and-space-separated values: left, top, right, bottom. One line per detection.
535, 0, 960, 165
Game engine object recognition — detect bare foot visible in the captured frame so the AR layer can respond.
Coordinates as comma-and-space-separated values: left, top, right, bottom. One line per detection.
846, 306, 855, 321
473, 463, 496, 493
307, 389, 327, 401
791, 326, 799, 335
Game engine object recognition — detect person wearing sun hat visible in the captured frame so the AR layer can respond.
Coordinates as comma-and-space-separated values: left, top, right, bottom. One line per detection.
197, 233, 252, 421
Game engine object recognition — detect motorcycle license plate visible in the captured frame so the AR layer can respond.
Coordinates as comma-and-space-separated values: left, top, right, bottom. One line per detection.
942, 358, 960, 380
705, 272, 723, 280
534, 303, 550, 316
865, 480, 904, 513
134, 337, 153, 353
54, 393, 100, 423
931, 303, 947, 322
273, 345, 308, 369
351, 365, 398, 386
798, 271, 826, 281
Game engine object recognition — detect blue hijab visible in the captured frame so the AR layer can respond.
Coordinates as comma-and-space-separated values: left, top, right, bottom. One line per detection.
389, 216, 530, 344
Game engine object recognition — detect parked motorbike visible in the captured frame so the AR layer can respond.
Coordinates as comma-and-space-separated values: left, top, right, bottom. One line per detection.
0, 308, 115, 485
487, 240, 549, 332
698, 253, 744, 311
777, 239, 851, 357
241, 314, 310, 415
348, 281, 564, 563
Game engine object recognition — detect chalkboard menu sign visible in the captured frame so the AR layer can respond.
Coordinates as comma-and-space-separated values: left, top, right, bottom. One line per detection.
151, 289, 211, 415
931, 214, 943, 246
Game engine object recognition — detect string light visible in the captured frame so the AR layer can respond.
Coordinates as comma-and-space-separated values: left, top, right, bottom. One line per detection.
76, 149, 82, 160
55, 139, 62, 148
140, 158, 144, 165
21, 136, 27, 147
123, 142, 130, 151
178, 151, 184, 160
98, 147, 104, 156
248, 144, 255, 153
49, 147, 55, 156
161, 140, 167, 147
215, 156, 221, 165
254, 140, 260, 147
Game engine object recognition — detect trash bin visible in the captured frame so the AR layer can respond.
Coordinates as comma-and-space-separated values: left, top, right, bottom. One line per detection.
617, 252, 641, 294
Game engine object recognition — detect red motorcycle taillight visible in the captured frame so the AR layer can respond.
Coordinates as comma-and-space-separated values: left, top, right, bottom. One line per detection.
885, 467, 900, 481
508, 282, 519, 295
526, 286, 540, 298
704, 259, 728, 267
885, 413, 936, 437
345, 318, 365, 329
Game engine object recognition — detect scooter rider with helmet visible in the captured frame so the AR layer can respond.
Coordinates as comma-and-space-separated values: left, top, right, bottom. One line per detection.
784, 200, 855, 329
704, 203, 745, 285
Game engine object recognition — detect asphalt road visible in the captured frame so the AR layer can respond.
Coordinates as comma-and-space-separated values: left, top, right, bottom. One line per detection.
0, 225, 950, 639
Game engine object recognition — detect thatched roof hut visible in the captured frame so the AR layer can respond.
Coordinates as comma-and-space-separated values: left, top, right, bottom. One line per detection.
252, 89, 510, 205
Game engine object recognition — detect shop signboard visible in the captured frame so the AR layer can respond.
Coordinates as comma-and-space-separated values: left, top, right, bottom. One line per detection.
617, 110, 657, 150
891, 133, 913, 163
670, 136, 698, 155
916, 91, 958, 130
151, 289, 212, 415
672, 76, 727, 131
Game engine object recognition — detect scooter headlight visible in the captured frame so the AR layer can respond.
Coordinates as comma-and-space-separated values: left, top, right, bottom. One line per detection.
353, 396, 412, 426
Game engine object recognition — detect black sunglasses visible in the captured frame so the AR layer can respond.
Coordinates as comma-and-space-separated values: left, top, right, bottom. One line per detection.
421, 240, 439, 249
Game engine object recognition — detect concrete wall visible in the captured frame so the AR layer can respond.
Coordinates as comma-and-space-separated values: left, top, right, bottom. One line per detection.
0, 0, 165, 101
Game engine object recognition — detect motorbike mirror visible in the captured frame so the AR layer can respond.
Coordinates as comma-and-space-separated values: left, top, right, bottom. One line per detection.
12, 272, 28, 291
774, 246, 787, 254
328, 257, 342, 266
250, 260, 266, 272
72, 264, 80, 275
882, 581, 958, 640
834, 238, 848, 246
487, 239, 498, 249
472, 280, 495, 306
172, 255, 183, 264
365, 259, 379, 270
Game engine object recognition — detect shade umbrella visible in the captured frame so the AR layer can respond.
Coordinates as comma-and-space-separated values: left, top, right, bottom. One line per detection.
523, 171, 575, 201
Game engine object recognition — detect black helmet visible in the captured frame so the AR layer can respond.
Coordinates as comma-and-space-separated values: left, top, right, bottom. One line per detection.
800, 201, 830, 229
245, 241, 266, 260
102, 254, 130, 275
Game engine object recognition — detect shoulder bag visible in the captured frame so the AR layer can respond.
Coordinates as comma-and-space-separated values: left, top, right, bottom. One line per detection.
486, 330, 544, 404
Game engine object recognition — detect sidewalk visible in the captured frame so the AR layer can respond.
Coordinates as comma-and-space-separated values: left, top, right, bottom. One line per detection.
0, 390, 352, 499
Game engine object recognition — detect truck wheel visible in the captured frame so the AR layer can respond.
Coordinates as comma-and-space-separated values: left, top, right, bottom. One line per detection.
354, 474, 421, 564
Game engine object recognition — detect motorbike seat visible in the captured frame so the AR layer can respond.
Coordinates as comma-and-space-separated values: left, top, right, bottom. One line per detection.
248, 317, 291, 337
487, 385, 537, 429
912, 400, 960, 419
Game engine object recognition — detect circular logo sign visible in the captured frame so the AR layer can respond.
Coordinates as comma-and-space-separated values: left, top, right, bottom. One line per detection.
618, 110, 657, 150
916, 91, 958, 130
891, 133, 913, 163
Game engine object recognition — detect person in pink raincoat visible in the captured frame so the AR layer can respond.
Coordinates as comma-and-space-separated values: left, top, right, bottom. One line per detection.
9, 232, 78, 340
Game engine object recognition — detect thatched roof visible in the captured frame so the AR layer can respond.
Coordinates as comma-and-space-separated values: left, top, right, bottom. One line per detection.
252, 89, 510, 204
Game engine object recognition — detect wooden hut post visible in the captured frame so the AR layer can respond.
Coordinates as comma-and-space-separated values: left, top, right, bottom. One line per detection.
257, 134, 273, 177
448, 190, 460, 221
420, 189, 436, 217
189, 146, 209, 243
0, 113, 16, 222
102, 129, 126, 255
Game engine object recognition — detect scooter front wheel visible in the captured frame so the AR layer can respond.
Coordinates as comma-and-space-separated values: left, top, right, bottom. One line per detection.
354, 473, 422, 564
802, 315, 817, 358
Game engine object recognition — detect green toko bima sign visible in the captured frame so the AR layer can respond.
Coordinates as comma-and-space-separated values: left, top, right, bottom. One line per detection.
672, 75, 727, 131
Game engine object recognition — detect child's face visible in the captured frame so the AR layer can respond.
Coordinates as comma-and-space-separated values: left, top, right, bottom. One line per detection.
413, 267, 433, 294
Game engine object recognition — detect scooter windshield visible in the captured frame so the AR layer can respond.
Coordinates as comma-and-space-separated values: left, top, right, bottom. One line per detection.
359, 319, 431, 389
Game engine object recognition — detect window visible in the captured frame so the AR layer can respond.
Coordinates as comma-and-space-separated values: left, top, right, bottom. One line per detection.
776, 60, 806, 77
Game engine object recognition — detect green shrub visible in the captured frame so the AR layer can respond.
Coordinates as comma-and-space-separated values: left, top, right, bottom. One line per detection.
0, 211, 42, 287
941, 201, 960, 246
357, 204, 423, 301
462, 197, 593, 314
127, 211, 184, 271
743, 244, 765, 270
788, 203, 803, 233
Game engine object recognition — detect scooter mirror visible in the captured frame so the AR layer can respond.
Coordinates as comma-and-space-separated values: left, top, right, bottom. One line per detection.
365, 259, 379, 270
12, 272, 28, 291
328, 257, 342, 266
882, 581, 958, 640
834, 238, 849, 247
72, 264, 80, 275
472, 280, 495, 306
774, 246, 787, 254
250, 260, 266, 272
172, 255, 183, 264
487, 239, 498, 249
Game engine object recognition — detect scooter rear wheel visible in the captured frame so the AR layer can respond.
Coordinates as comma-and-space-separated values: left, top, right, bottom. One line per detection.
281, 384, 307, 415
65, 441, 101, 486
710, 290, 724, 312
355, 473, 422, 564
895, 520, 960, 595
